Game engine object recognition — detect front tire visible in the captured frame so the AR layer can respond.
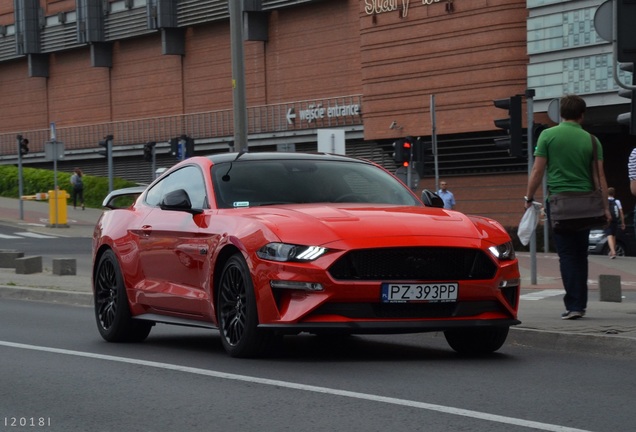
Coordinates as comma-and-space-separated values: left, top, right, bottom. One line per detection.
217, 254, 272, 358
444, 327, 509, 355
94, 249, 152, 342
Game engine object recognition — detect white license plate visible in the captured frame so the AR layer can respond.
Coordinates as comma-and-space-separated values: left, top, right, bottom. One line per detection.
381, 283, 458, 303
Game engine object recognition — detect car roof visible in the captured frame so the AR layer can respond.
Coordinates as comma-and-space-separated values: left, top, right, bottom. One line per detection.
205, 152, 370, 165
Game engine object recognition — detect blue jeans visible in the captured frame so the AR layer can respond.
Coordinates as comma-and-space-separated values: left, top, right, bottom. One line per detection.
552, 229, 590, 312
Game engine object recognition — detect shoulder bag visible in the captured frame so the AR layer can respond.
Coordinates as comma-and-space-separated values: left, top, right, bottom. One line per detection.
548, 134, 607, 234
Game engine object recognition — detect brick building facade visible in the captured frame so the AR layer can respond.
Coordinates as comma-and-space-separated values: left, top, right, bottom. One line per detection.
0, 0, 633, 227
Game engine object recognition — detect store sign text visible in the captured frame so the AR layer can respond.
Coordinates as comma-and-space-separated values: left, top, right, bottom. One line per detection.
364, 0, 441, 18
296, 104, 361, 123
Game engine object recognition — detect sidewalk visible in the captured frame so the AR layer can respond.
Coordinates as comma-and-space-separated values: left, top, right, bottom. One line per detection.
1, 196, 635, 356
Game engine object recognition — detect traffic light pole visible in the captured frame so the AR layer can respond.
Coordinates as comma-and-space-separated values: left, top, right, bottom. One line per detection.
430, 95, 439, 190
17, 135, 24, 220
151, 146, 156, 178
229, 0, 248, 153
407, 148, 413, 189
526, 89, 537, 285
107, 139, 113, 193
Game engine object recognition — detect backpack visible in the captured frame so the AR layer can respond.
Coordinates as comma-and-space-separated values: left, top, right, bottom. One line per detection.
609, 198, 619, 223
74, 174, 83, 191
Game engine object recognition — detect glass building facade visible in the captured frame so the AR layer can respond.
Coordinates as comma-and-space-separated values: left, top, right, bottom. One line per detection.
527, 0, 632, 110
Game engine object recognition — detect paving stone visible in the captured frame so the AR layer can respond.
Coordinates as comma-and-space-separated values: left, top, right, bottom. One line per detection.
0, 250, 25, 268
52, 258, 77, 276
15, 256, 42, 275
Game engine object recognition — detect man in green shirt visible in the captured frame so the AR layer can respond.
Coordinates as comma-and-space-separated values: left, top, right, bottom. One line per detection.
525, 95, 610, 320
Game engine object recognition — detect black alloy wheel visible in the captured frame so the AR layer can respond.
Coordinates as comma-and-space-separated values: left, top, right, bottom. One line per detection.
94, 249, 152, 342
217, 254, 272, 357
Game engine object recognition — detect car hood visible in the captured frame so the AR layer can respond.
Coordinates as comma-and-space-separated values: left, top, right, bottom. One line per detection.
242, 205, 500, 248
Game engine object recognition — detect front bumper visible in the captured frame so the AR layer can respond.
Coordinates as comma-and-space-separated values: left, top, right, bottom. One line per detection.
259, 318, 521, 334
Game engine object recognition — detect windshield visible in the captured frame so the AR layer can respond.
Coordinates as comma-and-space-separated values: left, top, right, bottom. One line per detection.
211, 158, 422, 209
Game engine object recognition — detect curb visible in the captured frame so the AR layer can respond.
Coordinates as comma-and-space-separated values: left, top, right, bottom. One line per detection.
0, 285, 92, 307
508, 327, 636, 358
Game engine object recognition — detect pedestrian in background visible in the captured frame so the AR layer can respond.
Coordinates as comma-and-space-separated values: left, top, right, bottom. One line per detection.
524, 94, 610, 320
70, 167, 85, 210
630, 148, 636, 197
437, 181, 456, 209
629, 148, 636, 238
605, 187, 625, 259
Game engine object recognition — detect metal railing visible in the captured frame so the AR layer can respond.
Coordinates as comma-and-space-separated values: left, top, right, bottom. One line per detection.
0, 95, 364, 159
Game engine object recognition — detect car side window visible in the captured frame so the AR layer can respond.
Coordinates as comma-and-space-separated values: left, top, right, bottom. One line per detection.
145, 165, 208, 209
145, 179, 164, 207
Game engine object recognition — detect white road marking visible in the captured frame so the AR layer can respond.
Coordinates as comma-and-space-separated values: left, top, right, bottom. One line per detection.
0, 232, 59, 239
0, 233, 22, 239
520, 290, 563, 301
14, 231, 59, 239
0, 340, 593, 432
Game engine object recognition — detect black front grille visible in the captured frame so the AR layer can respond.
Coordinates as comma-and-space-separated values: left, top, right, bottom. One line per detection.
328, 247, 497, 281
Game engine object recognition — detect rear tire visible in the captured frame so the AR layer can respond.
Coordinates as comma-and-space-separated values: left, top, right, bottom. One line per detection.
94, 249, 152, 343
444, 327, 509, 355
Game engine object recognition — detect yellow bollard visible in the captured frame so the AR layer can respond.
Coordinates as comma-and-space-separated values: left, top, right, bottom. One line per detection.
48, 189, 70, 227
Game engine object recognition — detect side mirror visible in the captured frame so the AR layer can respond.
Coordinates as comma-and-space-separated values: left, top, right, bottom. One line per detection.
421, 189, 444, 208
160, 189, 202, 215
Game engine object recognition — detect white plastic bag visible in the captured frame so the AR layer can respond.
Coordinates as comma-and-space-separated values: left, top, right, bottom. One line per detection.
517, 203, 541, 246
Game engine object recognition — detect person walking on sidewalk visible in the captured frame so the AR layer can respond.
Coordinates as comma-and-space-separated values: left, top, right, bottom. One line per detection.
524, 94, 611, 320
70, 167, 85, 210
630, 148, 636, 198
629, 148, 636, 238
605, 187, 625, 259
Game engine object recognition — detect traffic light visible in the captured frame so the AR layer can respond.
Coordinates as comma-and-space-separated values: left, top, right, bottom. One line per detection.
392, 137, 413, 166
532, 123, 548, 145
413, 138, 434, 176
181, 135, 194, 158
617, 63, 636, 135
98, 134, 113, 157
617, 0, 636, 63
169, 137, 179, 158
493, 95, 523, 157
17, 135, 29, 156
392, 138, 406, 164
403, 136, 415, 167
143, 141, 156, 162
98, 135, 115, 193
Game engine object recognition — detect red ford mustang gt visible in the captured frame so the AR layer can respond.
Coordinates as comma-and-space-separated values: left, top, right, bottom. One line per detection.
92, 152, 520, 357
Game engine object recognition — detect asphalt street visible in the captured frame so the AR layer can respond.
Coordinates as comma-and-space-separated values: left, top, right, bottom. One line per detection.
0, 196, 635, 357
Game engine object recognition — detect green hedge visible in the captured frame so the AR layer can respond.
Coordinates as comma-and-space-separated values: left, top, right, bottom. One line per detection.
0, 165, 138, 209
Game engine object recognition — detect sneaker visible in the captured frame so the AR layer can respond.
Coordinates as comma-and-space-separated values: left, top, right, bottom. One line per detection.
561, 311, 583, 320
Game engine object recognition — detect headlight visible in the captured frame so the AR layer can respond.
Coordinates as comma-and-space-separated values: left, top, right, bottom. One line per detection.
589, 231, 605, 240
257, 243, 327, 262
488, 241, 515, 260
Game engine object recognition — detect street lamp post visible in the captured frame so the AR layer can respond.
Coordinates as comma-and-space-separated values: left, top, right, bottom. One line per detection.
229, 1, 248, 153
